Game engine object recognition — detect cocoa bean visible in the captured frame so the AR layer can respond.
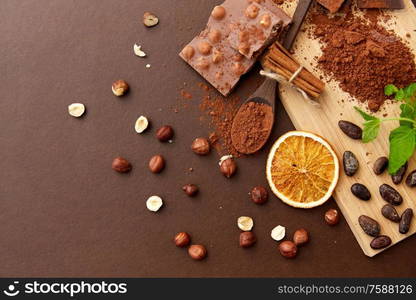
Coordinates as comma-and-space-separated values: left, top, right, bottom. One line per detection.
399, 208, 413, 234
391, 162, 408, 185
405, 170, 416, 187
373, 157, 388, 175
379, 184, 403, 206
343, 151, 359, 176
370, 235, 391, 249
358, 215, 380, 237
338, 120, 362, 140
351, 183, 371, 201
381, 204, 401, 223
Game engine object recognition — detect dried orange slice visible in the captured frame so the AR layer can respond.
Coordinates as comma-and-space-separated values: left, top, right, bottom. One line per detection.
266, 131, 339, 208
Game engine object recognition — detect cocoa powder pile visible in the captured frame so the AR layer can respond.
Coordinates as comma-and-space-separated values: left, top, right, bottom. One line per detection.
308, 5, 416, 111
230, 102, 274, 154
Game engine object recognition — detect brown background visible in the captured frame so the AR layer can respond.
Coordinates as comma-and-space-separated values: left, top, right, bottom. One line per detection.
1, 0, 415, 277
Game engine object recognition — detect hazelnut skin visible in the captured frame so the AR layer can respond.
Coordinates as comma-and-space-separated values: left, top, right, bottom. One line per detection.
325, 208, 340, 226
174, 232, 191, 247
279, 241, 297, 259
191, 137, 210, 155
182, 45, 195, 59
156, 125, 174, 142
112, 80, 129, 96
245, 4, 260, 19
220, 158, 237, 178
208, 29, 222, 44
148, 155, 165, 173
198, 41, 212, 55
251, 186, 268, 204
188, 245, 207, 260
182, 184, 199, 197
239, 232, 257, 248
293, 228, 309, 246
211, 5, 226, 20
112, 157, 132, 173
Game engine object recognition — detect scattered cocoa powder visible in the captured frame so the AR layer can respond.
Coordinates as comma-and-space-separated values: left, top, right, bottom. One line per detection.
230, 102, 274, 154
307, 4, 416, 111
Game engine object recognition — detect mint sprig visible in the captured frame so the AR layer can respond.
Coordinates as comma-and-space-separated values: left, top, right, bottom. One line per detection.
355, 83, 416, 174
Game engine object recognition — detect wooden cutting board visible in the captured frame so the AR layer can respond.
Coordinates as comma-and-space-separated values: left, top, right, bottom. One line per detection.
279, 0, 416, 256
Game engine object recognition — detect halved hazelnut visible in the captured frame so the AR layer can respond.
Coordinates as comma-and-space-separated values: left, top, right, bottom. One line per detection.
143, 12, 159, 27
198, 41, 212, 55
259, 14, 271, 28
245, 4, 260, 19
232, 62, 245, 76
182, 45, 195, 59
68, 103, 85, 118
211, 5, 226, 20
196, 57, 210, 70
112, 80, 129, 96
134, 116, 149, 133
208, 29, 222, 44
212, 49, 223, 64
237, 216, 254, 231
146, 195, 163, 212
133, 44, 146, 57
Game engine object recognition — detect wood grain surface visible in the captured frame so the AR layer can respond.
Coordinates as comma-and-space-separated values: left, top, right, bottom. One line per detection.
279, 0, 416, 256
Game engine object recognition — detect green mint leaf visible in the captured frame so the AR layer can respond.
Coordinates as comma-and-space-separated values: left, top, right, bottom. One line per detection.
385, 84, 398, 96
399, 103, 415, 128
362, 119, 381, 143
388, 126, 415, 174
395, 89, 405, 101
404, 83, 416, 100
354, 106, 378, 121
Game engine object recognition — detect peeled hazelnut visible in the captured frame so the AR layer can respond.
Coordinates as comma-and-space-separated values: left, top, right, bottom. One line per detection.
182, 45, 195, 59
156, 125, 174, 142
198, 41, 212, 55
219, 156, 237, 178
174, 232, 191, 247
196, 57, 210, 70
325, 208, 340, 226
208, 29, 222, 44
188, 245, 207, 260
146, 195, 163, 212
68, 103, 85, 118
211, 5, 226, 20
245, 4, 260, 19
293, 228, 309, 246
271, 225, 286, 241
212, 49, 223, 64
279, 241, 298, 259
237, 216, 254, 231
112, 157, 132, 173
259, 14, 271, 28
134, 116, 149, 133
250, 186, 268, 204
239, 231, 257, 248
191, 137, 210, 155
232, 62, 245, 76
182, 184, 199, 197
112, 80, 129, 96
148, 155, 165, 173
143, 12, 159, 27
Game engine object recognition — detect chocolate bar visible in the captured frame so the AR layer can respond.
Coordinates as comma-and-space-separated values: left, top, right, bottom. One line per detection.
357, 0, 404, 9
316, 0, 346, 13
179, 0, 291, 96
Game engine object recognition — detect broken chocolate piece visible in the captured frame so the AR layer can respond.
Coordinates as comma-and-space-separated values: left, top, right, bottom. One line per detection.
317, 0, 346, 13
357, 0, 404, 9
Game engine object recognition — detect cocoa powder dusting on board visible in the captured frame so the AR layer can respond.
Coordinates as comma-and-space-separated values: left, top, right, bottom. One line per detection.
308, 5, 416, 111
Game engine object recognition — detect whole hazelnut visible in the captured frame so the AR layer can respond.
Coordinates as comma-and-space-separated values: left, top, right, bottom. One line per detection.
259, 14, 271, 28
212, 49, 223, 64
191, 137, 210, 155
188, 244, 207, 260
250, 186, 268, 204
156, 125, 174, 142
232, 62, 245, 76
220, 157, 237, 178
149, 155, 165, 173
182, 45, 195, 59
293, 228, 309, 246
211, 5, 226, 20
325, 208, 340, 226
198, 41, 212, 55
174, 232, 191, 247
182, 184, 199, 197
239, 231, 257, 248
245, 4, 260, 19
112, 80, 129, 96
368, 99, 381, 112
208, 29, 222, 44
112, 157, 132, 173
279, 241, 297, 259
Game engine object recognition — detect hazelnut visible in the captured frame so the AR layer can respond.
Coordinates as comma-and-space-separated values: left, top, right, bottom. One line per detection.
156, 125, 174, 142
182, 184, 199, 197
133, 44, 146, 57
259, 14, 271, 28
232, 53, 244, 62
191, 137, 210, 155
232, 62, 245, 76
239, 231, 257, 248
112, 80, 129, 96
196, 57, 210, 70
211, 5, 226, 20
368, 99, 381, 112
112, 157, 132, 173
146, 195, 163, 212
188, 244, 207, 260
239, 30, 250, 42
250, 186, 268, 204
212, 49, 223, 64
143, 12, 159, 27
237, 216, 254, 231
134, 116, 149, 133
219, 156, 237, 178
325, 208, 340, 226
148, 155, 165, 173
271, 225, 286, 241
68, 103, 85, 118
208, 29, 222, 44
293, 228, 309, 246
174, 232, 191, 247
245, 4, 260, 19
198, 41, 212, 55
238, 43, 250, 56
182, 45, 195, 60
279, 241, 298, 258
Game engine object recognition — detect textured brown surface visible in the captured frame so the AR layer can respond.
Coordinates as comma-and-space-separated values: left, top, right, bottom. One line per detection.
1, 0, 415, 277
